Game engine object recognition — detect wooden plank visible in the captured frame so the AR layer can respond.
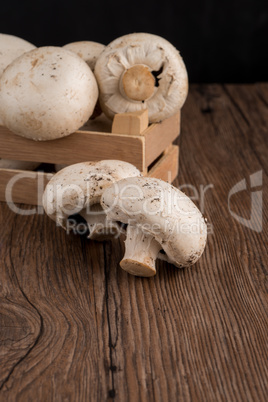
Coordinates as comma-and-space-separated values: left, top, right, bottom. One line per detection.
222, 83, 268, 173
147, 144, 179, 182
111, 109, 149, 135
0, 126, 145, 171
144, 111, 181, 166
0, 169, 53, 206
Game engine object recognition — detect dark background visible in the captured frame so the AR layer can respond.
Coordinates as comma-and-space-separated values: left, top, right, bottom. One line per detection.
1, 0, 267, 83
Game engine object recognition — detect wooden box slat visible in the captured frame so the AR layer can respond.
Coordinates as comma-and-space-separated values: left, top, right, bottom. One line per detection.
0, 127, 145, 171
0, 110, 181, 205
0, 111, 180, 172
147, 145, 179, 183
0, 145, 179, 206
144, 112, 180, 166
0, 169, 53, 206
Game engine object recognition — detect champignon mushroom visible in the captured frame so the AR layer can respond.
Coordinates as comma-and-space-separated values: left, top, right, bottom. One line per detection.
0, 33, 36, 126
0, 33, 36, 77
94, 32, 188, 123
0, 34, 40, 168
0, 46, 98, 141
42, 160, 141, 241
100, 176, 207, 277
63, 41, 105, 71
63, 41, 105, 123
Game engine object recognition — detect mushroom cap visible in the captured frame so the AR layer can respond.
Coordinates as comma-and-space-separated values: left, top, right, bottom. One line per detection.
94, 32, 188, 123
0, 46, 99, 141
0, 33, 36, 77
0, 33, 36, 125
63, 41, 105, 71
43, 160, 141, 229
101, 176, 207, 268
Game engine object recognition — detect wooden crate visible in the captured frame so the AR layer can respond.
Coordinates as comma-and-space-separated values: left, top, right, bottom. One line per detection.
0, 109, 180, 206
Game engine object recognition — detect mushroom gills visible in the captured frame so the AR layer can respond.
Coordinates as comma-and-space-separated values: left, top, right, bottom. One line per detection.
151, 65, 164, 88
120, 225, 162, 277
80, 204, 122, 241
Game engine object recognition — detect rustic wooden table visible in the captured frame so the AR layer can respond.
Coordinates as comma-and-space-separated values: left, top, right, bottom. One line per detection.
0, 84, 267, 402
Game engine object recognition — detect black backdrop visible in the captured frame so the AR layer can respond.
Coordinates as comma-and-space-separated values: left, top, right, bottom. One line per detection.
1, 0, 267, 83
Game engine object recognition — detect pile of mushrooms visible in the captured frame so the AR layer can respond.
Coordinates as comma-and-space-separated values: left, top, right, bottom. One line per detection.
0, 35, 102, 170
0, 32, 188, 143
0, 32, 188, 139
43, 160, 207, 277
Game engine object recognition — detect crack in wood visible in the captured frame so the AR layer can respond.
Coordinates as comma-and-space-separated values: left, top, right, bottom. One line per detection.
0, 222, 43, 391
103, 242, 116, 400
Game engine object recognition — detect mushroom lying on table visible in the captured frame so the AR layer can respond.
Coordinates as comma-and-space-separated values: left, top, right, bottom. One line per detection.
0, 46, 98, 141
43, 160, 141, 241
101, 176, 207, 277
94, 32, 188, 123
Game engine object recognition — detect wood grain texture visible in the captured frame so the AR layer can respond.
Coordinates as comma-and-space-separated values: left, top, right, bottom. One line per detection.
0, 127, 145, 171
0, 169, 53, 206
112, 110, 149, 135
144, 111, 181, 166
0, 84, 267, 401
147, 145, 179, 183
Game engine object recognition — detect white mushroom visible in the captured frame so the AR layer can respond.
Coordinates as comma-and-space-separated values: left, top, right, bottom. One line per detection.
63, 41, 105, 71
0, 34, 39, 168
0, 46, 98, 141
101, 176, 207, 277
0, 33, 36, 77
94, 32, 188, 123
0, 33, 36, 127
43, 160, 141, 241
63, 41, 105, 123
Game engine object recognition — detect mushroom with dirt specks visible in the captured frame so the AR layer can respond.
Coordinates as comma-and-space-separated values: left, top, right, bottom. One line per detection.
42, 160, 141, 241
0, 32, 36, 128
0, 33, 39, 168
100, 176, 207, 277
63, 41, 106, 123
63, 41, 105, 71
0, 46, 99, 141
94, 32, 188, 123
0, 33, 36, 78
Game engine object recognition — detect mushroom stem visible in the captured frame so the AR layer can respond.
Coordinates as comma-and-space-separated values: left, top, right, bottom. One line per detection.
120, 225, 161, 277
121, 64, 155, 101
80, 204, 122, 241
